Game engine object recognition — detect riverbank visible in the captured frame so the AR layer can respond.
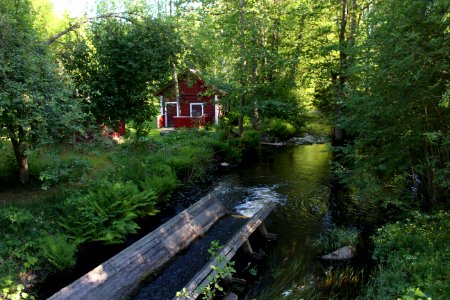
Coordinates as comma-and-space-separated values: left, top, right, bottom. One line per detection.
0, 129, 242, 299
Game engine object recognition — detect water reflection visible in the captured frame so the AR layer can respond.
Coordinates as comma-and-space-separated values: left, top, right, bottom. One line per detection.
227, 144, 332, 299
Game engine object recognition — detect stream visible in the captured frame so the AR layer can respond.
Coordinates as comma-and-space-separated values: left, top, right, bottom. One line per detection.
134, 143, 348, 299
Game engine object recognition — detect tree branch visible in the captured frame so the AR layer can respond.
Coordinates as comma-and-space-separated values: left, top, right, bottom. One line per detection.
46, 12, 145, 45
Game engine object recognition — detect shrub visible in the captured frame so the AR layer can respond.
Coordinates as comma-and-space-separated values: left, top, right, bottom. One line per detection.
0, 207, 43, 271
38, 156, 92, 190
165, 145, 213, 183
0, 207, 59, 299
60, 180, 158, 244
261, 118, 296, 140
39, 234, 77, 271
139, 164, 179, 203
240, 129, 261, 151
358, 211, 449, 299
0, 142, 18, 187
313, 227, 360, 254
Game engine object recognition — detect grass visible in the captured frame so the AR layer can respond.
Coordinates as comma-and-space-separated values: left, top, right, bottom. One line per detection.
0, 127, 241, 299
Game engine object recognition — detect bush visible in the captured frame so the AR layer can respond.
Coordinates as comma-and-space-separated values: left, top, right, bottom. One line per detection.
240, 129, 261, 151
261, 118, 297, 140
0, 142, 18, 187
60, 180, 158, 244
165, 145, 213, 183
38, 156, 92, 190
139, 164, 179, 203
0, 207, 44, 272
0, 207, 64, 299
39, 234, 77, 271
313, 227, 360, 254
358, 211, 449, 299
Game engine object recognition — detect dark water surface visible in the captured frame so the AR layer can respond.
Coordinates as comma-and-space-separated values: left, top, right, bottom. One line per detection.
134, 144, 333, 299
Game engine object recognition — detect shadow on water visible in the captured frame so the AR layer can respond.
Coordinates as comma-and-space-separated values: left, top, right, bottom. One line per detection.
44, 144, 369, 300
134, 144, 370, 300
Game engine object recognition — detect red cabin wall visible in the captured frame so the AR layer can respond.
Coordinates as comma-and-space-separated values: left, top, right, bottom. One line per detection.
158, 76, 219, 128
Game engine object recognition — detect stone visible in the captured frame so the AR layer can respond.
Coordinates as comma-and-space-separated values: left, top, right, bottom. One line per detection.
320, 246, 355, 260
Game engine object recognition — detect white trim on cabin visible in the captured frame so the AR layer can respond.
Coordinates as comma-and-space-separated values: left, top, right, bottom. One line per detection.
190, 103, 204, 117
159, 96, 164, 115
214, 95, 219, 125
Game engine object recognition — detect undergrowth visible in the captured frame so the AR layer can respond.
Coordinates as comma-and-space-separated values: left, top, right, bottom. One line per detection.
358, 211, 449, 300
0, 128, 241, 299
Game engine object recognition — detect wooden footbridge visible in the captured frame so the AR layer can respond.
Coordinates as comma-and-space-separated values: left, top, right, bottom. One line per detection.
49, 193, 277, 300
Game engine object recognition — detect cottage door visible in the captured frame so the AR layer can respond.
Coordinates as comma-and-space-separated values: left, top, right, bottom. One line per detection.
166, 103, 177, 127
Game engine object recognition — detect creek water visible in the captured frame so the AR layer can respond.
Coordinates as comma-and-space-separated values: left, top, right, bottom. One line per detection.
134, 143, 341, 300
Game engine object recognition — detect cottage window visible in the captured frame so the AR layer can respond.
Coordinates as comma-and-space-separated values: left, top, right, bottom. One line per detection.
190, 103, 204, 117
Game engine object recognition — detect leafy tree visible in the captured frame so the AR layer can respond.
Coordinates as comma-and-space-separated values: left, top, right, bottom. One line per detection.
340, 0, 450, 208
60, 14, 181, 132
0, 0, 83, 184
175, 0, 309, 135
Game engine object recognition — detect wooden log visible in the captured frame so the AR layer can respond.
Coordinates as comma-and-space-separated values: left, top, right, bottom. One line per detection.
49, 194, 227, 300
174, 201, 276, 300
258, 222, 278, 241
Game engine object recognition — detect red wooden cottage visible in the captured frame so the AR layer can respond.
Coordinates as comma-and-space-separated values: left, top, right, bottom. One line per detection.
156, 69, 222, 128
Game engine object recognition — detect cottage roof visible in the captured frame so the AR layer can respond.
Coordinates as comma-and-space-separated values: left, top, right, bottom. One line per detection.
155, 69, 224, 97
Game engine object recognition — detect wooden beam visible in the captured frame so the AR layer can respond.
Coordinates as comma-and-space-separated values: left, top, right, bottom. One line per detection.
49, 194, 227, 300
258, 222, 278, 241
174, 201, 276, 300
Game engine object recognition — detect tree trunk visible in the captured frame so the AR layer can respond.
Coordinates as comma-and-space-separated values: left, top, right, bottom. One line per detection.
251, 62, 259, 130
238, 0, 246, 136
10, 137, 29, 185
338, 0, 348, 92
173, 64, 181, 118
332, 0, 349, 147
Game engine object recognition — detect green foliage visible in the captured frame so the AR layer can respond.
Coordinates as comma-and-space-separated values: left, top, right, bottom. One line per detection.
261, 118, 297, 140
39, 234, 76, 271
39, 157, 91, 190
207, 240, 223, 259
399, 287, 432, 300
111, 129, 237, 186
0, 206, 72, 299
0, 0, 84, 184
313, 227, 359, 254
239, 129, 261, 151
60, 180, 158, 244
0, 207, 44, 271
358, 211, 449, 299
0, 141, 17, 187
61, 16, 181, 127
339, 0, 450, 207
200, 241, 236, 300
165, 144, 213, 183
1, 281, 34, 300
140, 172, 179, 203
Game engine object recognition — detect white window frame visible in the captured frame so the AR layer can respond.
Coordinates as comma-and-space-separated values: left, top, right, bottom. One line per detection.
190, 103, 204, 117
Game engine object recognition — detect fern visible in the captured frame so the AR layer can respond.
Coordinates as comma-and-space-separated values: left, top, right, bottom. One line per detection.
40, 234, 77, 271
60, 180, 158, 244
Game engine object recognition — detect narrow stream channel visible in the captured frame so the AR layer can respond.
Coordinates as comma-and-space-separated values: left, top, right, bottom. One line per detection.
134, 144, 333, 299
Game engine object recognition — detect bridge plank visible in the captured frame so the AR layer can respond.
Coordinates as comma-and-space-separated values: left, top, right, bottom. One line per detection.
48, 194, 227, 300
175, 201, 276, 300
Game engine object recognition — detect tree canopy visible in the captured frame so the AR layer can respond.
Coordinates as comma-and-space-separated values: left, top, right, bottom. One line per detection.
0, 0, 83, 184
60, 14, 181, 128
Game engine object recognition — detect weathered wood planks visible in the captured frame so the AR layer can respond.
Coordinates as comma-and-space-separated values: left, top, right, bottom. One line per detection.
48, 194, 227, 300
174, 201, 277, 300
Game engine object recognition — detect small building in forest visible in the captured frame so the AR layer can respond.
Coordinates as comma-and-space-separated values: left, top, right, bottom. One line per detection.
155, 69, 222, 129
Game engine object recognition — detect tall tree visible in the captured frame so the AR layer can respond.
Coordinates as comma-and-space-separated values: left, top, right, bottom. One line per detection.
0, 0, 83, 184
60, 15, 181, 132
340, 0, 450, 207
